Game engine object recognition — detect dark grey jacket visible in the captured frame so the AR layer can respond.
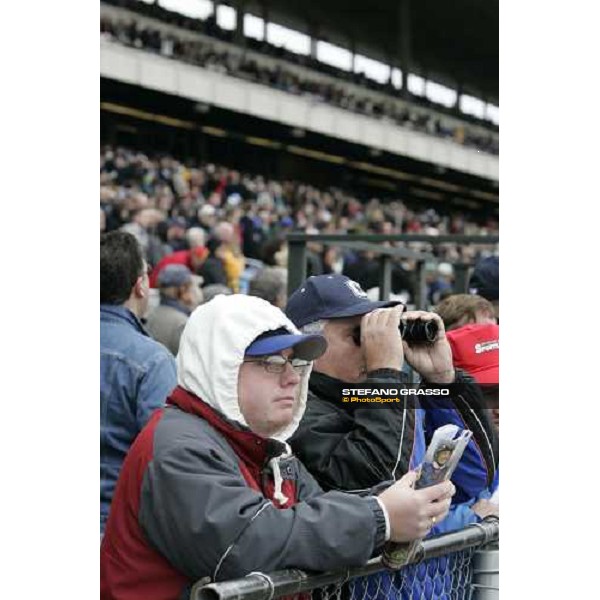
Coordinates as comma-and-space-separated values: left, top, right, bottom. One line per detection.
101, 387, 388, 600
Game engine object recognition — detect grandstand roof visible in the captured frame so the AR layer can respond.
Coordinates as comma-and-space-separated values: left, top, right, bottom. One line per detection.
251, 0, 498, 104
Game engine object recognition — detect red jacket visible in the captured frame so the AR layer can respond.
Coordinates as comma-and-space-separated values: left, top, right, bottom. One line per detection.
101, 387, 383, 600
149, 248, 207, 288
101, 388, 301, 599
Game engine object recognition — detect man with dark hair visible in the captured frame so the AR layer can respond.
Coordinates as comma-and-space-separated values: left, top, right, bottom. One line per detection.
197, 237, 228, 286
100, 231, 177, 535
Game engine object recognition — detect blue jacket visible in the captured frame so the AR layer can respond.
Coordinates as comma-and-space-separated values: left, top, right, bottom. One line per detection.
100, 305, 177, 534
432, 469, 499, 535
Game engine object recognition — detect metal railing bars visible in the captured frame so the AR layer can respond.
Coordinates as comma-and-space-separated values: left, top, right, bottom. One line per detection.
191, 518, 499, 600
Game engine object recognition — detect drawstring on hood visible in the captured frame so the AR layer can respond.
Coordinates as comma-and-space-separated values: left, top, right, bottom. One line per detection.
177, 294, 314, 504
269, 449, 290, 505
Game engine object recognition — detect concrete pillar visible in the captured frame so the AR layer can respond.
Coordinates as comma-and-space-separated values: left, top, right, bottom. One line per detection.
261, 1, 269, 41
350, 38, 357, 73
308, 21, 318, 61
398, 0, 412, 99
235, 2, 246, 45
455, 83, 463, 110
310, 36, 318, 60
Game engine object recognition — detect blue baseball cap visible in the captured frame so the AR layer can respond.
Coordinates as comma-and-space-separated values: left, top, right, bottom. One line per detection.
245, 327, 327, 361
469, 256, 499, 301
285, 275, 401, 328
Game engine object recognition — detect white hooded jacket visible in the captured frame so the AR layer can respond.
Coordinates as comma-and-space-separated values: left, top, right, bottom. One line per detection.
103, 295, 387, 594
176, 294, 313, 503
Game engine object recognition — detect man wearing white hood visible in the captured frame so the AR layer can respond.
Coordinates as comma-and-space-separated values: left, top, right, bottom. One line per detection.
101, 295, 455, 600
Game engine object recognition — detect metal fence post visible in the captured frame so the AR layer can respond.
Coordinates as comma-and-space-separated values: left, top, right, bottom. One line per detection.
378, 255, 392, 301
453, 262, 471, 294
284, 234, 498, 304
414, 260, 428, 310
287, 239, 307, 298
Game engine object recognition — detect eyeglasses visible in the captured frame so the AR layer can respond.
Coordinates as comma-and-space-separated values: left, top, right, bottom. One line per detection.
243, 355, 312, 375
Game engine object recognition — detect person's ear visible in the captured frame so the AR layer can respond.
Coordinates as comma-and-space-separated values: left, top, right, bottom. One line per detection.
177, 284, 187, 302
133, 276, 146, 299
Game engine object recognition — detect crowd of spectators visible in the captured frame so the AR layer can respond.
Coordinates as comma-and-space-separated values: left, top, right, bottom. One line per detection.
101, 145, 498, 305
100, 259, 499, 598
100, 145, 501, 598
100, 2, 499, 155
100, 8, 500, 595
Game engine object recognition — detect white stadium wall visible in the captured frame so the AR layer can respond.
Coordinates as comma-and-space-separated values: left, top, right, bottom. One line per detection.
101, 39, 499, 182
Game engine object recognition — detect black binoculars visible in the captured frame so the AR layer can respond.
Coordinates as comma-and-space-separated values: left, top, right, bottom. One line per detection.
352, 319, 438, 345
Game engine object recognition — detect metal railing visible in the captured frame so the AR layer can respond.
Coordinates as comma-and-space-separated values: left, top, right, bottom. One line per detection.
286, 233, 499, 309
191, 518, 499, 600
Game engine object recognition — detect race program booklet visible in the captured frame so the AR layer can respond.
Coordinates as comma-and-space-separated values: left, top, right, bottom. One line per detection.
381, 424, 473, 569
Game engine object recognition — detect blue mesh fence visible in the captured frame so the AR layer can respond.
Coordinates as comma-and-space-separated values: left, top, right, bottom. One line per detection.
192, 519, 498, 600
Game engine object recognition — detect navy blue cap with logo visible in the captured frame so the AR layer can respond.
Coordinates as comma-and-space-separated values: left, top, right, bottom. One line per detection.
468, 256, 499, 301
285, 274, 401, 329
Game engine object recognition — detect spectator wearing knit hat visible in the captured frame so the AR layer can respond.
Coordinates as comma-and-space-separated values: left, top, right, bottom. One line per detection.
469, 256, 499, 320
146, 265, 203, 356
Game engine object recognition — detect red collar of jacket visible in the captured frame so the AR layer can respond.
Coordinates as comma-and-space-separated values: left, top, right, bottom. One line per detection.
167, 386, 287, 468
